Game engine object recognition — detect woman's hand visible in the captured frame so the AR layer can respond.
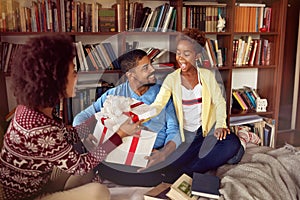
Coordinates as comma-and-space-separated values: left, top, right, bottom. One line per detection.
214, 128, 231, 140
116, 118, 142, 138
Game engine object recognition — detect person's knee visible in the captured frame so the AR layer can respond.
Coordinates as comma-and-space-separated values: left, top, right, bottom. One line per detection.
86, 183, 110, 200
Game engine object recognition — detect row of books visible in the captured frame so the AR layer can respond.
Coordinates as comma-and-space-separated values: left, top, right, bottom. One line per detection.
233, 36, 273, 66
1, 0, 60, 32
126, 2, 177, 32
75, 41, 121, 71
182, 3, 227, 32
71, 80, 114, 119
230, 116, 275, 147
61, 1, 120, 33
0, 0, 178, 33
144, 173, 220, 200
0, 0, 120, 33
234, 3, 272, 32
203, 38, 226, 68
231, 86, 261, 111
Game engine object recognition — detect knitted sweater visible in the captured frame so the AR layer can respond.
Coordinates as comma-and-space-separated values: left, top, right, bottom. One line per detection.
0, 105, 122, 200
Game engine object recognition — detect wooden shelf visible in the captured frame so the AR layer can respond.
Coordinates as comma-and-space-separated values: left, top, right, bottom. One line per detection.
0, 0, 288, 146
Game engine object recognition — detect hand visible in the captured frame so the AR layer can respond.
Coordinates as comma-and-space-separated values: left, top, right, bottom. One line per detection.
117, 118, 142, 138
214, 128, 231, 140
82, 134, 98, 152
137, 149, 166, 172
137, 141, 176, 172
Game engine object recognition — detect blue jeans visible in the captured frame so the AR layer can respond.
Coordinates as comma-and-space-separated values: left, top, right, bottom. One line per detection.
163, 126, 241, 183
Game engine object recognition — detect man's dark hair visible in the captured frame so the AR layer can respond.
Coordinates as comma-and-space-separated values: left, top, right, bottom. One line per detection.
118, 49, 147, 73
11, 34, 76, 108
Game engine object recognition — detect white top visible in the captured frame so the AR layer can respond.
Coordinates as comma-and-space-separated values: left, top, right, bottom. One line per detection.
182, 82, 202, 132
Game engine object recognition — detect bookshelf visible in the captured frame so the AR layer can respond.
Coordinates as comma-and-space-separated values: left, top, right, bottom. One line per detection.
0, 0, 288, 146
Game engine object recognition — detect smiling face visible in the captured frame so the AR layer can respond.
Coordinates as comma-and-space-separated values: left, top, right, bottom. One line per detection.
127, 55, 156, 88
176, 39, 199, 72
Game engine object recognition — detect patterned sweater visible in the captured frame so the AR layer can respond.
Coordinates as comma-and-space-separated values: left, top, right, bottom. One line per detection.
0, 105, 122, 200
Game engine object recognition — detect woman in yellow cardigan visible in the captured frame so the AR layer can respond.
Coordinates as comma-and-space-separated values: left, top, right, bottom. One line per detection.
151, 28, 242, 182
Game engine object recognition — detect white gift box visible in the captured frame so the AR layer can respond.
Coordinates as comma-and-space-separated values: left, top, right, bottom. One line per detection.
93, 96, 157, 167
94, 119, 157, 167
95, 95, 156, 132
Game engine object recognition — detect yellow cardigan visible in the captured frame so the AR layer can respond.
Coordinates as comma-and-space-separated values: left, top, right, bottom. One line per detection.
151, 67, 227, 142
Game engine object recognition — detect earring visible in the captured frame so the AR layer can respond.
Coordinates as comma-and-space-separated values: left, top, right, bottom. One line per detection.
196, 58, 201, 68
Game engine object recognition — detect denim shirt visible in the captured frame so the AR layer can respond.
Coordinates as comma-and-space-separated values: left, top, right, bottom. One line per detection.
73, 81, 181, 149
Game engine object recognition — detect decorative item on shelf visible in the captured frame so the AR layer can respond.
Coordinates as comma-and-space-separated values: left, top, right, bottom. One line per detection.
217, 14, 226, 32
259, 26, 267, 32
256, 98, 268, 112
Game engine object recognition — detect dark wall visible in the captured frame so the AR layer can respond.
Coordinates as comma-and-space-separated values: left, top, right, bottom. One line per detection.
279, 0, 300, 130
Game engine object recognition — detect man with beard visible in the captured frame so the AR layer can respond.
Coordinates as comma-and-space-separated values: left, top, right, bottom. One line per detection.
73, 49, 180, 186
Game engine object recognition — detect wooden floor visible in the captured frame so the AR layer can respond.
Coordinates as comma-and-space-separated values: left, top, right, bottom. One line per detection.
276, 130, 300, 148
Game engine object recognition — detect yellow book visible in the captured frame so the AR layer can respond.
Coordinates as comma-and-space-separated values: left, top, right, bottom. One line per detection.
232, 90, 247, 110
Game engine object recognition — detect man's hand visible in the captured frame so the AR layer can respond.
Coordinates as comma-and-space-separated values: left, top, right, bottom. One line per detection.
117, 118, 142, 138
137, 141, 176, 172
214, 127, 231, 140
137, 149, 166, 172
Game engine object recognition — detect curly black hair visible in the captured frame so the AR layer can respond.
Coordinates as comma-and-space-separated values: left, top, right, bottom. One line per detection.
118, 49, 147, 73
11, 34, 76, 109
176, 28, 207, 53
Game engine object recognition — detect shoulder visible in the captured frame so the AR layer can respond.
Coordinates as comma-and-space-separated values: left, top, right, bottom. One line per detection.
199, 67, 213, 75
14, 105, 60, 130
163, 69, 180, 84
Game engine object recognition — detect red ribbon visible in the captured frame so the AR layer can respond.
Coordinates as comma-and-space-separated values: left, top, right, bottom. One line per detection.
124, 102, 144, 165
99, 117, 107, 145
101, 101, 144, 165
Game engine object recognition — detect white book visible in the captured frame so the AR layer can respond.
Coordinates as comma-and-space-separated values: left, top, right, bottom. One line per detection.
74, 42, 85, 72
166, 174, 198, 200
142, 10, 154, 32
235, 3, 266, 7
162, 6, 174, 32
205, 42, 214, 67
77, 41, 89, 71
230, 115, 263, 126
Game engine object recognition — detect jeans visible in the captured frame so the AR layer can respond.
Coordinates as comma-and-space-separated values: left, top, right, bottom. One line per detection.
163, 126, 241, 183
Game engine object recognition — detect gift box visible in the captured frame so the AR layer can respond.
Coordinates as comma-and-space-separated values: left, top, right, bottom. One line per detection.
95, 95, 157, 132
93, 95, 157, 167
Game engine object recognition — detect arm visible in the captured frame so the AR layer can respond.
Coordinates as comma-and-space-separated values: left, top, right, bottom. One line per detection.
137, 140, 176, 172
206, 70, 230, 140
151, 75, 173, 115
163, 99, 181, 148
138, 100, 181, 172
54, 119, 140, 175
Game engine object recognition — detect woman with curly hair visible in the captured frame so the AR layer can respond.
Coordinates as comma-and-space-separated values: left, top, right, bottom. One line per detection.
0, 34, 141, 200
151, 28, 243, 182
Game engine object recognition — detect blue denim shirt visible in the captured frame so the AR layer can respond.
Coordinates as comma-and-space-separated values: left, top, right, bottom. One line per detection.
73, 81, 181, 149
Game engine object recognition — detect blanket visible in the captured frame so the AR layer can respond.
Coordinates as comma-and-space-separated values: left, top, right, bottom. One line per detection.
107, 144, 300, 200
216, 144, 300, 200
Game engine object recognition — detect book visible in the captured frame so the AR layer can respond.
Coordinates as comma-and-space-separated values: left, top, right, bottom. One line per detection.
232, 90, 248, 110
166, 174, 198, 200
230, 115, 263, 126
144, 182, 172, 200
191, 172, 220, 199
235, 3, 266, 7
98, 7, 116, 32
101, 42, 120, 69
